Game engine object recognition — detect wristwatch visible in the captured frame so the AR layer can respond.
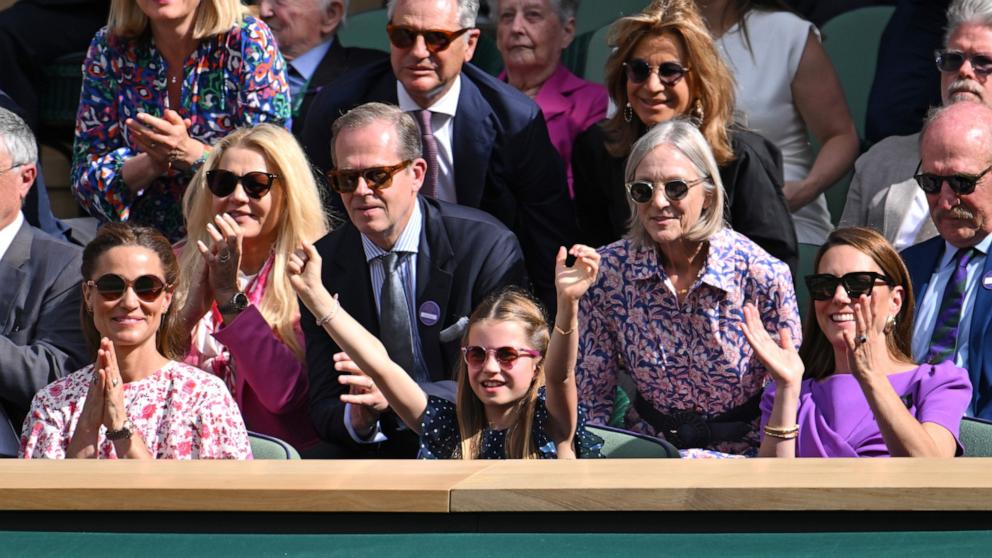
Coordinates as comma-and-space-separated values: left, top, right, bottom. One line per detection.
218, 291, 249, 315
106, 419, 134, 441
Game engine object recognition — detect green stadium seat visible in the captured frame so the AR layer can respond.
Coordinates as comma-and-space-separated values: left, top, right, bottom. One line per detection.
586, 424, 680, 458
248, 431, 301, 459
795, 242, 819, 326
575, 0, 651, 35
960, 417, 992, 457
338, 8, 390, 52
581, 23, 613, 85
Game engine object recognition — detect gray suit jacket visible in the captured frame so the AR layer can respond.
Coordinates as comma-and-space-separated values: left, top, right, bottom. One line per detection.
839, 132, 938, 245
0, 221, 87, 440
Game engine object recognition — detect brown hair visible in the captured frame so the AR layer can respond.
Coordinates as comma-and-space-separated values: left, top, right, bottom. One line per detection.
601, 0, 735, 163
80, 223, 189, 360
799, 227, 916, 380
455, 288, 549, 459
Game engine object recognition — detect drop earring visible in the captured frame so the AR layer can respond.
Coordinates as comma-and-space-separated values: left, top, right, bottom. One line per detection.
884, 315, 897, 334
624, 102, 633, 123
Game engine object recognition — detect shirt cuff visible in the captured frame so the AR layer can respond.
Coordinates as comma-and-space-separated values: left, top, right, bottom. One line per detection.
343, 403, 387, 444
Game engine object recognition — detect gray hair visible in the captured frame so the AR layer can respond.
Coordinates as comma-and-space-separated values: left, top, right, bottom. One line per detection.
320, 0, 349, 27
623, 118, 726, 248
945, 0, 992, 44
495, 0, 579, 23
330, 102, 423, 166
387, 0, 479, 28
0, 108, 37, 167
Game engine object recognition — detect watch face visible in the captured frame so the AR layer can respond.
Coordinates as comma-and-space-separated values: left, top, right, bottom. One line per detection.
232, 292, 249, 309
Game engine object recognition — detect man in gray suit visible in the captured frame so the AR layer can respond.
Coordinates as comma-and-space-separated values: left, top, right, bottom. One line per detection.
0, 107, 87, 455
840, 0, 991, 249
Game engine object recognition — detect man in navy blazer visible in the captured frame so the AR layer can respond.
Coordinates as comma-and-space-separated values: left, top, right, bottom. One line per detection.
302, 103, 528, 458
0, 107, 87, 455
903, 101, 992, 418
301, 0, 575, 312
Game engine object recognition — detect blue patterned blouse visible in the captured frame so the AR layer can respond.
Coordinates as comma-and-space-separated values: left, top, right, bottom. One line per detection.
71, 16, 290, 240
576, 228, 802, 454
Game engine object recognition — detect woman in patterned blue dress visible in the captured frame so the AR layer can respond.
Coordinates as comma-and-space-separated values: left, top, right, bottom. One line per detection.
71, 0, 290, 241
288, 243, 603, 459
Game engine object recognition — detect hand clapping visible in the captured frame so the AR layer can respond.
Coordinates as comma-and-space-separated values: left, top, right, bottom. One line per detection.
125, 110, 204, 172
740, 303, 805, 388
196, 213, 243, 303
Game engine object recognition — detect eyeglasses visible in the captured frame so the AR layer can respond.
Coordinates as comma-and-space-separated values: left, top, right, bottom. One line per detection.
461, 346, 541, 368
625, 176, 709, 204
935, 49, 992, 77
326, 160, 413, 193
205, 170, 277, 200
386, 24, 474, 53
913, 160, 992, 196
86, 274, 170, 302
805, 272, 894, 302
0, 162, 25, 175
622, 59, 690, 85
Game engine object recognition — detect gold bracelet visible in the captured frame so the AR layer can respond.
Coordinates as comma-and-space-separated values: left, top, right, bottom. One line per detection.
316, 293, 340, 327
763, 424, 800, 440
553, 323, 575, 336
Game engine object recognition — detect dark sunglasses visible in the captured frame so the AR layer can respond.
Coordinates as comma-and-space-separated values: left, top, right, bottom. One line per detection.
86, 274, 169, 302
625, 176, 709, 204
461, 346, 541, 368
623, 59, 690, 85
805, 272, 894, 302
205, 170, 277, 200
913, 160, 992, 196
326, 160, 413, 194
386, 23, 474, 53
935, 49, 992, 77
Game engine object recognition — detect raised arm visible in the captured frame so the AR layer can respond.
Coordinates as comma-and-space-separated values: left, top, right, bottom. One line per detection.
544, 245, 600, 458
287, 243, 429, 434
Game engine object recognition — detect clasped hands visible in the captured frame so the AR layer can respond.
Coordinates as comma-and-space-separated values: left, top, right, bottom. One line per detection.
77, 338, 131, 438
125, 110, 206, 173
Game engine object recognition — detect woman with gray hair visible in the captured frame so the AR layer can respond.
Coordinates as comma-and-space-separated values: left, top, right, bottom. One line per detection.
576, 118, 801, 456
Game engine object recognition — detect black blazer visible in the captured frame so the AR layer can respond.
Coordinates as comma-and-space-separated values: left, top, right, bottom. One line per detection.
290, 39, 387, 138
572, 123, 799, 274
302, 197, 529, 458
301, 59, 575, 312
0, 222, 87, 432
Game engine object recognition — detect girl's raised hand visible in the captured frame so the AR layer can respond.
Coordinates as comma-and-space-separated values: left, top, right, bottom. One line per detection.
740, 303, 804, 388
287, 242, 331, 311
555, 245, 600, 302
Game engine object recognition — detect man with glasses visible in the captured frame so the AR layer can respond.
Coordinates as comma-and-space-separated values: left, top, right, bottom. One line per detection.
903, 101, 992, 419
841, 0, 992, 250
301, 0, 574, 314
0, 107, 87, 456
257, 0, 386, 138
302, 102, 527, 458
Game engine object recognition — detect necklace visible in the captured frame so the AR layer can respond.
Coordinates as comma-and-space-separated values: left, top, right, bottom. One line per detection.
170, 74, 179, 85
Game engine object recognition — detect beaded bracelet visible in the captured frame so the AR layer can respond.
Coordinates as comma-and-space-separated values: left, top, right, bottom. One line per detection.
316, 294, 340, 328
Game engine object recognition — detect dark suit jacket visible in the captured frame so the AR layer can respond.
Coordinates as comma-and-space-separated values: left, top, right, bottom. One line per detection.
904, 236, 992, 419
290, 39, 387, 138
302, 197, 529, 458
301, 59, 575, 311
0, 222, 87, 438
572, 123, 799, 275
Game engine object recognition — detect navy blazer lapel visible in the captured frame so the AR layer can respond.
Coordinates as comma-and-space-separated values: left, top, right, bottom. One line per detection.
0, 223, 31, 333
414, 199, 455, 378
451, 71, 496, 208
329, 224, 380, 335
969, 246, 992, 406
905, 236, 945, 304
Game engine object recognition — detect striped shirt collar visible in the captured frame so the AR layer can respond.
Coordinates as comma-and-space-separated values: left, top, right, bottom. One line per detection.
360, 198, 423, 262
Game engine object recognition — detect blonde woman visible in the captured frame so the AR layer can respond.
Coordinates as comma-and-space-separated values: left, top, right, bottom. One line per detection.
178, 124, 329, 456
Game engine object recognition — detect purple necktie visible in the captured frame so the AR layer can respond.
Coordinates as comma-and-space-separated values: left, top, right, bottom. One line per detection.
416, 109, 439, 199
926, 248, 975, 364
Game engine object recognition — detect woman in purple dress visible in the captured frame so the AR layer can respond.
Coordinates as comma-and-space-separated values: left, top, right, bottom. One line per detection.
741, 227, 972, 457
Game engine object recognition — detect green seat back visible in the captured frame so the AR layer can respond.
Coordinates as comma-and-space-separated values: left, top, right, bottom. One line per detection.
960, 417, 992, 457
575, 0, 652, 35
795, 243, 819, 326
586, 425, 680, 458
581, 24, 613, 85
249, 432, 301, 460
338, 9, 390, 52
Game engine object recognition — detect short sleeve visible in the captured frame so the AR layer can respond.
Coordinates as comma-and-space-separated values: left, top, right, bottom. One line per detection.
190, 374, 253, 459
917, 362, 972, 447
419, 395, 460, 459
19, 387, 72, 459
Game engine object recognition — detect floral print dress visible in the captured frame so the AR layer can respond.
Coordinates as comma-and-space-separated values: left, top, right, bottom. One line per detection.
71, 16, 290, 240
20, 361, 252, 459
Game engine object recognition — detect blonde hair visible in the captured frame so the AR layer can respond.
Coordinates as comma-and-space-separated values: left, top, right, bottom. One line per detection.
602, 0, 735, 164
455, 288, 549, 460
624, 118, 727, 248
179, 124, 329, 360
107, 0, 248, 40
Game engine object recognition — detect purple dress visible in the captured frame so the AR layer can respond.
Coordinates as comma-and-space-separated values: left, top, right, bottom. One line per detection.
760, 361, 972, 457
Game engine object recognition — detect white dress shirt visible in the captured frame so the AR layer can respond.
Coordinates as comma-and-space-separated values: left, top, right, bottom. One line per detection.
397, 76, 461, 203
0, 211, 24, 262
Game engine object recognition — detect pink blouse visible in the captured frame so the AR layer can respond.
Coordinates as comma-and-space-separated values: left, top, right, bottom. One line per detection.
20, 361, 252, 459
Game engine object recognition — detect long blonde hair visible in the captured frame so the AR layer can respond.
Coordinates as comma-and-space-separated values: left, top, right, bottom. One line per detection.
456, 288, 549, 460
107, 0, 248, 40
178, 124, 328, 359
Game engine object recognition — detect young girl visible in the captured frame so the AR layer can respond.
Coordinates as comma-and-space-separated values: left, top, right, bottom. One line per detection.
288, 244, 603, 459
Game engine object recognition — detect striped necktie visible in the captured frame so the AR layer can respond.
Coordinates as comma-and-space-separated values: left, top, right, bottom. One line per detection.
416, 109, 439, 198
926, 247, 975, 364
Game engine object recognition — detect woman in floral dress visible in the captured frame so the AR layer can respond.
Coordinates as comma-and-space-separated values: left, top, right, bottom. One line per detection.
71, 0, 290, 240
20, 224, 251, 459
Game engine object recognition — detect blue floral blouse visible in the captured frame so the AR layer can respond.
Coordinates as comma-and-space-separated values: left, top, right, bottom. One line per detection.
71, 16, 290, 240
